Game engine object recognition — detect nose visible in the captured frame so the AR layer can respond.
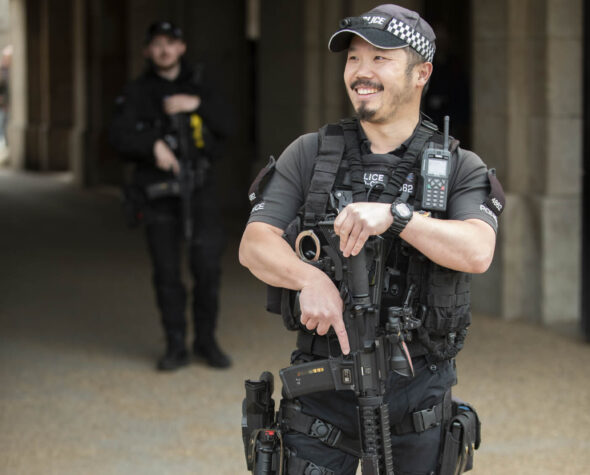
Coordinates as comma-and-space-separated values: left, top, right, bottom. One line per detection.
350, 57, 374, 80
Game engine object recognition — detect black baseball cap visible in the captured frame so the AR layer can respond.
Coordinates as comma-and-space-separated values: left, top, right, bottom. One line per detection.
144, 21, 184, 44
328, 4, 436, 62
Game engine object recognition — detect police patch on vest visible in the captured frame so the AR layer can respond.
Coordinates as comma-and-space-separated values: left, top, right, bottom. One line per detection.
364, 171, 388, 188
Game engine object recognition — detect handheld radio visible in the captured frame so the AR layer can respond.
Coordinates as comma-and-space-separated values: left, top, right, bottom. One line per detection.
421, 116, 452, 211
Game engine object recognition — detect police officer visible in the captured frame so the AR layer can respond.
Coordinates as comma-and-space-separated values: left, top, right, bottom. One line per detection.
110, 21, 233, 371
240, 4, 500, 474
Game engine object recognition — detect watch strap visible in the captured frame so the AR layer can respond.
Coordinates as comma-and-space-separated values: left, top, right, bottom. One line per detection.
390, 200, 413, 236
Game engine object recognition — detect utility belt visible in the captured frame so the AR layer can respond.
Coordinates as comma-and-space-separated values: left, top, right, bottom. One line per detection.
242, 371, 481, 474
120, 156, 210, 228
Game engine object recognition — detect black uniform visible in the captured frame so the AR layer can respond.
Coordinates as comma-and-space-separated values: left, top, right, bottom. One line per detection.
248, 122, 497, 474
110, 61, 233, 362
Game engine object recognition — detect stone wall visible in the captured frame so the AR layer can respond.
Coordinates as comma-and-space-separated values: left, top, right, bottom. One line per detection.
471, 0, 582, 324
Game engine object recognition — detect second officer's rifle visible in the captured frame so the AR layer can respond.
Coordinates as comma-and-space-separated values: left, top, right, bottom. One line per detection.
170, 113, 195, 242
145, 113, 208, 242
279, 200, 416, 474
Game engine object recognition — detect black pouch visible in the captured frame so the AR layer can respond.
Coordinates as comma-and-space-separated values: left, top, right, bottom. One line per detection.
439, 398, 481, 475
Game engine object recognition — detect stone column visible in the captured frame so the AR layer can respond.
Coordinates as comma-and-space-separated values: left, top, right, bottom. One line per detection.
258, 0, 305, 162
22, 0, 76, 172
69, 0, 86, 185
302, 0, 348, 133
541, 0, 582, 323
471, 0, 582, 324
6, 0, 27, 169
45, 0, 74, 171
84, 0, 128, 185
24, 0, 49, 170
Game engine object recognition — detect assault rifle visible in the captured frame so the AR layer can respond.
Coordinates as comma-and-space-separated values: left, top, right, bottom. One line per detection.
280, 218, 416, 475
145, 112, 209, 242
170, 113, 195, 241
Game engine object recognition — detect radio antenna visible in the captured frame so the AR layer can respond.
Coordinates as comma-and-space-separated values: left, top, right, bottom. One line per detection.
443, 115, 450, 150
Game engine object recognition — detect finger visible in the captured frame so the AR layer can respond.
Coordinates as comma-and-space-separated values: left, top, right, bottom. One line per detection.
333, 207, 348, 233
336, 214, 354, 254
333, 319, 350, 355
316, 321, 331, 336
348, 229, 369, 257
342, 222, 363, 257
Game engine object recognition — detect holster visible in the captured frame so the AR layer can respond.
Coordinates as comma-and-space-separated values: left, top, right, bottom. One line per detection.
439, 398, 481, 475
242, 372, 284, 474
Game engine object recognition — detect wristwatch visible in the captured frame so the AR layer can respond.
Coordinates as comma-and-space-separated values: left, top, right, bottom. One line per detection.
390, 199, 414, 236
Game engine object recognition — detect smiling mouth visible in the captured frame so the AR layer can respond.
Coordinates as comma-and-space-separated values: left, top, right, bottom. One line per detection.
356, 87, 380, 96
351, 80, 383, 97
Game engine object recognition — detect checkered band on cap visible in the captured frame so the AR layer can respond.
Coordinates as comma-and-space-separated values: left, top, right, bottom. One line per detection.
386, 18, 435, 62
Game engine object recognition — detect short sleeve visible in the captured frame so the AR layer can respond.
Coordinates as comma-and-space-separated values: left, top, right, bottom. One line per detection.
248, 133, 319, 230
447, 148, 499, 233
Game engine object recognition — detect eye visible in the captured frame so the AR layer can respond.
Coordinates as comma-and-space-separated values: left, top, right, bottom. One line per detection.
347, 54, 358, 62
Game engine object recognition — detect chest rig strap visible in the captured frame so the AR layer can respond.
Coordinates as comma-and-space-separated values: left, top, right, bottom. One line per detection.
378, 121, 438, 204
303, 124, 346, 227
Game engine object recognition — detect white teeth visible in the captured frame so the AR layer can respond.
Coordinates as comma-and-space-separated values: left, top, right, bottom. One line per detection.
357, 88, 378, 95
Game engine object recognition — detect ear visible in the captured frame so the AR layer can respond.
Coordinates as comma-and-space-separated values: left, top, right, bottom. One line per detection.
415, 62, 433, 87
178, 41, 187, 56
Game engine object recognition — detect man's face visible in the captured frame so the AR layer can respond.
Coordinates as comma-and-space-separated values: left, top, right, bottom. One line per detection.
343, 36, 425, 124
144, 35, 186, 71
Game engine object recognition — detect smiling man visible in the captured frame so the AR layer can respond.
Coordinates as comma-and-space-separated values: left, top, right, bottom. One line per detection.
240, 4, 502, 474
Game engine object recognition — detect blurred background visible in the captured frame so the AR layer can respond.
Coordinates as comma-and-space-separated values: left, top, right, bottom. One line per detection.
0, 0, 589, 474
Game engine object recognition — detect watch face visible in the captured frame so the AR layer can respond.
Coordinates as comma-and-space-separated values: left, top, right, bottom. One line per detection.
395, 202, 412, 218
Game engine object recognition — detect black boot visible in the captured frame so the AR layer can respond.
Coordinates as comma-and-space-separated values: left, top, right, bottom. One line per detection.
157, 334, 189, 371
193, 338, 231, 369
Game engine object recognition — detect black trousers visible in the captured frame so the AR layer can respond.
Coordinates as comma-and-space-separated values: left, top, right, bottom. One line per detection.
144, 185, 225, 343
282, 355, 456, 475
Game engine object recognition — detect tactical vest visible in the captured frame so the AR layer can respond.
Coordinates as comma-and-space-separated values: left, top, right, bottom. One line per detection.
250, 117, 502, 363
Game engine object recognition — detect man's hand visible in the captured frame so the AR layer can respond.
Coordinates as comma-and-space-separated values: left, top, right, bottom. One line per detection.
153, 139, 180, 174
298, 273, 350, 355
334, 202, 393, 257
163, 94, 201, 115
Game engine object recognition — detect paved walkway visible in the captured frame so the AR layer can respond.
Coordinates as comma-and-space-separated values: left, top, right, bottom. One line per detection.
1, 170, 589, 475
